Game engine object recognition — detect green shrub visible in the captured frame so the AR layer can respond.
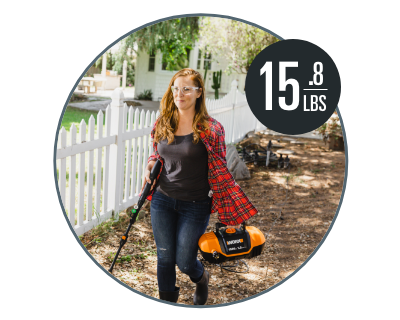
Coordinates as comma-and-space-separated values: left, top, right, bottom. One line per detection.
69, 93, 88, 102
136, 89, 153, 100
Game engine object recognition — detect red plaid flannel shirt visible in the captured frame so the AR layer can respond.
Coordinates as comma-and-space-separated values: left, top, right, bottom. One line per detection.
146, 116, 258, 225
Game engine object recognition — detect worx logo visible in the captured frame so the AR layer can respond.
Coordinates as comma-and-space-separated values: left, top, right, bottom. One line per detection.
226, 239, 243, 245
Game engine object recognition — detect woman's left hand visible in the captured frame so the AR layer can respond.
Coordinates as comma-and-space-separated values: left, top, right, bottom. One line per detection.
228, 224, 241, 230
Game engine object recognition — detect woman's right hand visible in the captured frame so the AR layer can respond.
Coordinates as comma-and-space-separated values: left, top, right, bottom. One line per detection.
140, 161, 157, 193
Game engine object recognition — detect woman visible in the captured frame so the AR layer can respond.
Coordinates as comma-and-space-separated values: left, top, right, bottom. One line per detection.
141, 68, 258, 305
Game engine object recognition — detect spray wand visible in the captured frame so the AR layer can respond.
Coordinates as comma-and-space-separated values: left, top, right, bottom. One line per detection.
108, 159, 161, 273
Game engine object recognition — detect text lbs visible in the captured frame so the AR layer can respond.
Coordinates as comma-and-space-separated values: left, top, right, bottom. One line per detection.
304, 95, 326, 111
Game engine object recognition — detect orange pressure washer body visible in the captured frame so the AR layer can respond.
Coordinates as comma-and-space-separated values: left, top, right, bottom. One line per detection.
198, 223, 265, 264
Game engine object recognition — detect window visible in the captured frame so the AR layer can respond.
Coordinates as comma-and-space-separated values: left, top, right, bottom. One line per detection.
197, 50, 212, 70
148, 53, 155, 72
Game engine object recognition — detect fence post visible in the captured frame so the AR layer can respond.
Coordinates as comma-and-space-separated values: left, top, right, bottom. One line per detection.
230, 80, 238, 144
108, 88, 125, 217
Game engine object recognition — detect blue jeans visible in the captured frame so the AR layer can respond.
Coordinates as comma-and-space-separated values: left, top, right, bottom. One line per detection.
150, 191, 211, 292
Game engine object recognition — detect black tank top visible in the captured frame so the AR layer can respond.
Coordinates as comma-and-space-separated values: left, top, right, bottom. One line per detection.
155, 133, 210, 201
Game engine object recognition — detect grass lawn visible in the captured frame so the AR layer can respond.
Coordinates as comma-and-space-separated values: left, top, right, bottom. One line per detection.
61, 106, 105, 133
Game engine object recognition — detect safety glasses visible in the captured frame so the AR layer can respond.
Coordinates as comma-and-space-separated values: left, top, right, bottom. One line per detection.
171, 86, 199, 95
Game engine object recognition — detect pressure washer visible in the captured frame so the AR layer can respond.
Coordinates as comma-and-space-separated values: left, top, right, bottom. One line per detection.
198, 222, 265, 272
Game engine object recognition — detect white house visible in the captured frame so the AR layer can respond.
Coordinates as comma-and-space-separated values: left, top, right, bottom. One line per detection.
134, 42, 246, 101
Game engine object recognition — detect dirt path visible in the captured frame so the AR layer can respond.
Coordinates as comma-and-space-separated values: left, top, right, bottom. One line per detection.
80, 132, 346, 305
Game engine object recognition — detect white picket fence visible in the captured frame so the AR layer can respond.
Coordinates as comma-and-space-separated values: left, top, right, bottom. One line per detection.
56, 81, 263, 236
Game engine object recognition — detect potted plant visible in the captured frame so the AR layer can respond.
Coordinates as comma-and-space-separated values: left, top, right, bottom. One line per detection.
316, 111, 344, 151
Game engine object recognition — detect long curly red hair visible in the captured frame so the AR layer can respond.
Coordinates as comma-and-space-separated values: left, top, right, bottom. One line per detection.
154, 68, 210, 144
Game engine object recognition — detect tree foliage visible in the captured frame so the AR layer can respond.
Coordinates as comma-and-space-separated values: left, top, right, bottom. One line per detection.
114, 17, 200, 71
93, 51, 135, 86
199, 17, 279, 74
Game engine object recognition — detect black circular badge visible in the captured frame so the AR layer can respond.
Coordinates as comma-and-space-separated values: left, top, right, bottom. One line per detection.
246, 39, 341, 135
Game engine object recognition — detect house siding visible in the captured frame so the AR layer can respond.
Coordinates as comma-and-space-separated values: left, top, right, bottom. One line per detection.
134, 50, 157, 100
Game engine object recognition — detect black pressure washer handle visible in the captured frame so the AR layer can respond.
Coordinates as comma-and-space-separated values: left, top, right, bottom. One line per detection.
216, 221, 246, 233
137, 159, 162, 208
108, 159, 161, 273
